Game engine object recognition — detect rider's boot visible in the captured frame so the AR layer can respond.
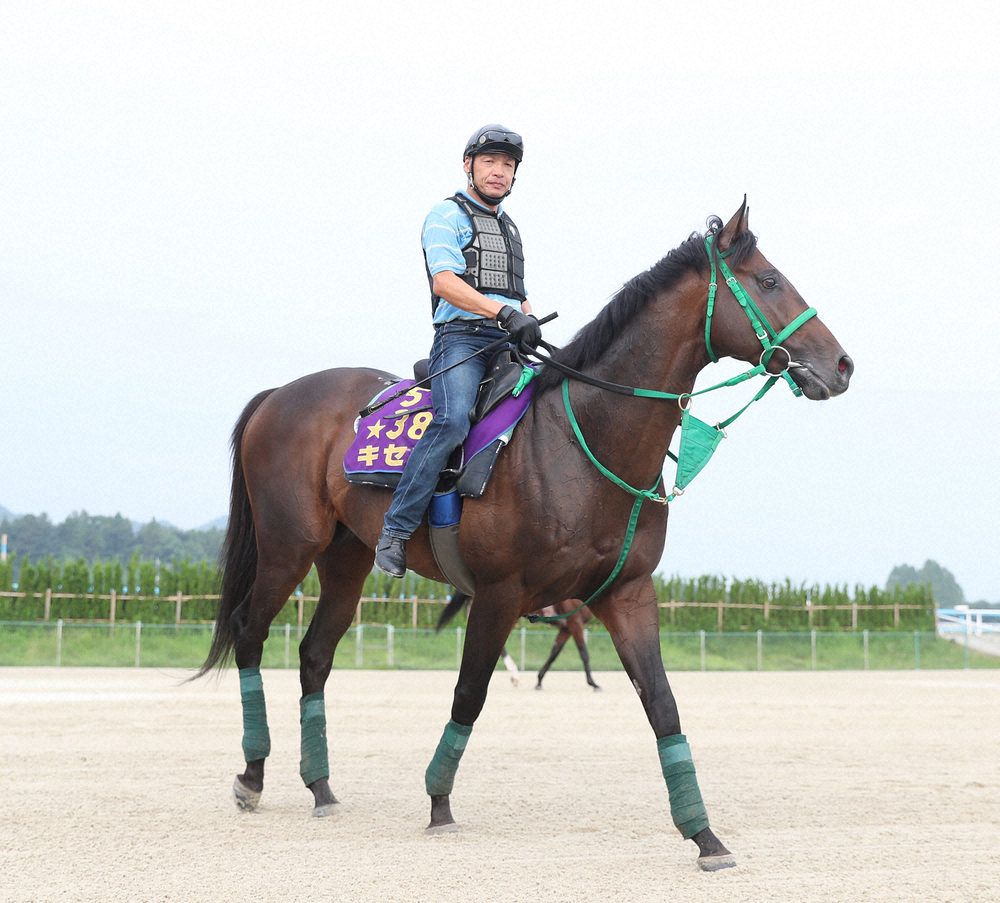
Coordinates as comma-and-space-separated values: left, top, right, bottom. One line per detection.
375, 530, 407, 578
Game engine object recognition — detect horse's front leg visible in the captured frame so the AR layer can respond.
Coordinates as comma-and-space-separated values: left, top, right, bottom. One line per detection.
575, 639, 601, 692
425, 593, 516, 834
593, 578, 735, 871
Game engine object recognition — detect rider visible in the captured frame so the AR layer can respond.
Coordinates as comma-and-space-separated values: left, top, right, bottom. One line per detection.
374, 124, 543, 578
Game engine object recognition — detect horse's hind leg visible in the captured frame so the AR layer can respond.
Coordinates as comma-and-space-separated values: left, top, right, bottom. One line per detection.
231, 546, 320, 811
500, 647, 520, 686
297, 531, 374, 817
535, 633, 568, 689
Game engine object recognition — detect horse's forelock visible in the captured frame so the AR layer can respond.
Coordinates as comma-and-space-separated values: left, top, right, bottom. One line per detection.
706, 214, 759, 267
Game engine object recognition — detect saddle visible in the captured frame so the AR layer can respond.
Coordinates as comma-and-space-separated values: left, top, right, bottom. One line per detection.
344, 349, 537, 596
413, 347, 532, 424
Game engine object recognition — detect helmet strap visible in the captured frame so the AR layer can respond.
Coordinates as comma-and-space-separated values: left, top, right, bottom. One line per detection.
467, 156, 515, 207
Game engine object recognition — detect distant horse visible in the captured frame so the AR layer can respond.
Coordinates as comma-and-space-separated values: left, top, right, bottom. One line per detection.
534, 600, 600, 691
441, 594, 598, 690
197, 201, 852, 870
442, 593, 600, 690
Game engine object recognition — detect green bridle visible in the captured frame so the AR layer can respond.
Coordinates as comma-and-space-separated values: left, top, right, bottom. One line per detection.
705, 234, 818, 388
527, 233, 820, 623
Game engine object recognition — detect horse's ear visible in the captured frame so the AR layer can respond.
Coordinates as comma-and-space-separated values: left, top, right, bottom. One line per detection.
717, 196, 749, 252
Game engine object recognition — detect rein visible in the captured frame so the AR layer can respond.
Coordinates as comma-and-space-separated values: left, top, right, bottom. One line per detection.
527, 234, 818, 623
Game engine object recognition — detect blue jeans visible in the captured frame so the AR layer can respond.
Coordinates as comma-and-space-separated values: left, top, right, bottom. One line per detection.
383, 321, 511, 539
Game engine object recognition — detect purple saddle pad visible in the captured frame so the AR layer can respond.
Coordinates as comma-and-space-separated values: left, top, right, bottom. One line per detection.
344, 378, 534, 488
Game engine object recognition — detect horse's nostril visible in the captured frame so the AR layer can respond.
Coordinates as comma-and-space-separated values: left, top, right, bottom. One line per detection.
838, 355, 854, 377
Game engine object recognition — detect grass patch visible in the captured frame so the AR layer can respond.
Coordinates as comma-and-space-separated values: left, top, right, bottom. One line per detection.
1, 622, 995, 671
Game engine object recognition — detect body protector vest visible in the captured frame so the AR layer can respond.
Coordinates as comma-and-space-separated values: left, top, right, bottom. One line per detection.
428, 194, 527, 313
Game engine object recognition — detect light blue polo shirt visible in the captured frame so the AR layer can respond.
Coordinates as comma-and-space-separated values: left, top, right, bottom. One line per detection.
423, 190, 527, 325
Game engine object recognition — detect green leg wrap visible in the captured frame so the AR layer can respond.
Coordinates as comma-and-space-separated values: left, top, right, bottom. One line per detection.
657, 734, 710, 839
239, 667, 271, 762
424, 720, 473, 796
299, 692, 330, 786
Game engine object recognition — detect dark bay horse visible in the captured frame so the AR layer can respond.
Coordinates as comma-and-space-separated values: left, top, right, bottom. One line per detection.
533, 600, 600, 691
197, 201, 852, 870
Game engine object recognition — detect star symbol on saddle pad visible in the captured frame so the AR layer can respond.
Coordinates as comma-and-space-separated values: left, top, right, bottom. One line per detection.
367, 420, 385, 439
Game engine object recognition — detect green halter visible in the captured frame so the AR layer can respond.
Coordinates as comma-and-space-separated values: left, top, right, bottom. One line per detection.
528, 234, 819, 623
705, 234, 818, 385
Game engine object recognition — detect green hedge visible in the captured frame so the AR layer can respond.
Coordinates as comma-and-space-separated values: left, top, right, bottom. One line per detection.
652, 575, 932, 631
0, 555, 935, 632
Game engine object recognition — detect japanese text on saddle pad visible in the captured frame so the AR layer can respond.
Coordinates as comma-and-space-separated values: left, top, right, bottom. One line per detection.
351, 386, 431, 471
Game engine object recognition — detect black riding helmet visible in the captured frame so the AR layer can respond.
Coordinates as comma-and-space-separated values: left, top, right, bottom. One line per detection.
463, 124, 524, 165
464, 124, 523, 203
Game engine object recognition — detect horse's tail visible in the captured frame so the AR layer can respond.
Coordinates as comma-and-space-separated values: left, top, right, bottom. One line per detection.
435, 590, 472, 632
194, 388, 276, 679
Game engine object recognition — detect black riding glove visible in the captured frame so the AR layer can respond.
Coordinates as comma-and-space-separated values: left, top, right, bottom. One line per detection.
497, 305, 542, 351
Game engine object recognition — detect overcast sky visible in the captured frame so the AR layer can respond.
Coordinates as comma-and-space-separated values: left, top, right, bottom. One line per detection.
2, 1, 998, 601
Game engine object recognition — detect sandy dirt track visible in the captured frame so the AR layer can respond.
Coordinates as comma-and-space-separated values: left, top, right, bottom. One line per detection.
2, 666, 998, 903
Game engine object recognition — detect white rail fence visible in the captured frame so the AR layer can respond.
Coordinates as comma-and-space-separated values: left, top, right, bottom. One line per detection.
937, 607, 1000, 657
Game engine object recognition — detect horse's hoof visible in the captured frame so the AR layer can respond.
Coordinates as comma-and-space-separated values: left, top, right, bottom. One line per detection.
697, 853, 736, 872
311, 802, 339, 818
233, 777, 261, 812
534, 684, 543, 691
592, 686, 602, 692
424, 822, 460, 836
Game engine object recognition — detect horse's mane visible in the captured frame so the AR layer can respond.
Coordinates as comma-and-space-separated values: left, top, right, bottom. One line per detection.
532, 216, 758, 394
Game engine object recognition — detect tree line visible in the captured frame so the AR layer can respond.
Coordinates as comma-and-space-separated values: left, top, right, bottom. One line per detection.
886, 560, 966, 608
0, 510, 224, 569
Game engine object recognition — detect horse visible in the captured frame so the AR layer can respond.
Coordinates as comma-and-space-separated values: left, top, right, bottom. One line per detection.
441, 593, 600, 690
196, 200, 853, 871
533, 600, 600, 691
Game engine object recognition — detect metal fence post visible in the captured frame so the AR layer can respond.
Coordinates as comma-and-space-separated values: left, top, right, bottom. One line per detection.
4, 621, 991, 671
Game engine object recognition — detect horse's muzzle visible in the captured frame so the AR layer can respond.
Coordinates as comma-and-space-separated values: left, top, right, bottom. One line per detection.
791, 352, 854, 400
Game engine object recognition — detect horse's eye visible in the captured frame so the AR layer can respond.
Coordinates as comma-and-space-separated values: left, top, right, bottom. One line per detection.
762, 276, 777, 289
